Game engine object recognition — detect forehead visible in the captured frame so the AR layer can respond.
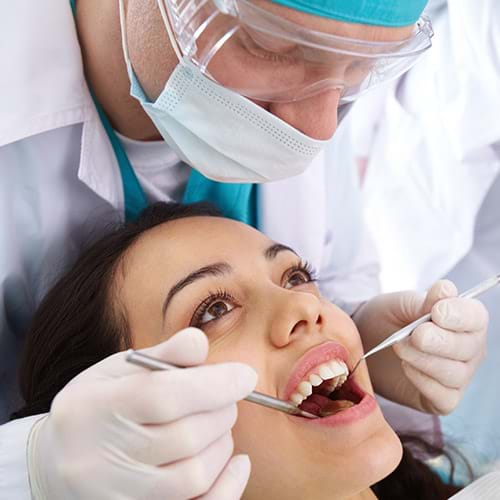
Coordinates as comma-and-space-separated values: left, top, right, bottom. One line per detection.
131, 0, 415, 47
123, 216, 273, 274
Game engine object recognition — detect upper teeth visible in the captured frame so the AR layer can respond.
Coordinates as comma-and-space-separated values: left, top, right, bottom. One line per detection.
289, 359, 348, 407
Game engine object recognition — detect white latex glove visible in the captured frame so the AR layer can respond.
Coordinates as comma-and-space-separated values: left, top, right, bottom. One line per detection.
354, 280, 488, 415
27, 327, 257, 500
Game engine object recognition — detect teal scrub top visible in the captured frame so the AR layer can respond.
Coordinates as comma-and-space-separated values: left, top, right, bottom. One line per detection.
69, 0, 256, 226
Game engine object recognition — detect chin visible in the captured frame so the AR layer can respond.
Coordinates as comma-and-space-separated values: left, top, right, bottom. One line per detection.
236, 403, 403, 500
350, 423, 404, 491
310, 416, 404, 499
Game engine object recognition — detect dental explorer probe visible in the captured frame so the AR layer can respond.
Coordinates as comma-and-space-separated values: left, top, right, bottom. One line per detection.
351, 273, 500, 375
126, 350, 319, 419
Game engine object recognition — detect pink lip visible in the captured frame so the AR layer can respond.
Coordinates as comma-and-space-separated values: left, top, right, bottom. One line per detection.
282, 341, 350, 401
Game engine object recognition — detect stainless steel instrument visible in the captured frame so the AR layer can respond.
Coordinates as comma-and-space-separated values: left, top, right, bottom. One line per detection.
351, 274, 500, 375
126, 350, 319, 419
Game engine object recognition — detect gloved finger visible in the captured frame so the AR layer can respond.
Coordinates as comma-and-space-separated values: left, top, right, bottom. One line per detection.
422, 280, 458, 314
75, 327, 209, 382
401, 362, 462, 415
112, 362, 257, 423
410, 322, 481, 361
199, 455, 251, 500
393, 290, 427, 323
121, 405, 238, 465
410, 321, 484, 361
393, 340, 473, 389
154, 432, 234, 500
140, 327, 209, 367
432, 297, 489, 333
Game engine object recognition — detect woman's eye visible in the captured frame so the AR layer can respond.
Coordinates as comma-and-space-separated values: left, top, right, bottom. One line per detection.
198, 300, 235, 325
285, 270, 311, 289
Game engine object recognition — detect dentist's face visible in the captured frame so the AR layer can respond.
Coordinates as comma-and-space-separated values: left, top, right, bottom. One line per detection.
115, 216, 402, 499
126, 0, 414, 140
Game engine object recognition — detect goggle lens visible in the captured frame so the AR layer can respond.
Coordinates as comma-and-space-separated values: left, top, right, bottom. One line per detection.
165, 0, 432, 102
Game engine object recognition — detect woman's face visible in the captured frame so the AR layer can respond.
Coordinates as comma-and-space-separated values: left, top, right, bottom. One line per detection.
116, 216, 402, 499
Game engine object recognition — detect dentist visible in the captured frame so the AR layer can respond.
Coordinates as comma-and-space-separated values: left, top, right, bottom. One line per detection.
0, 0, 488, 498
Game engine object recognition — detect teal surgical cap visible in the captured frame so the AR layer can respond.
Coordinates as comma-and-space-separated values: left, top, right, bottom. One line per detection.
270, 0, 428, 27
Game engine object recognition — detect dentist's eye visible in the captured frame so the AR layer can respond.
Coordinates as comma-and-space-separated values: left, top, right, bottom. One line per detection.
284, 261, 317, 289
191, 291, 238, 327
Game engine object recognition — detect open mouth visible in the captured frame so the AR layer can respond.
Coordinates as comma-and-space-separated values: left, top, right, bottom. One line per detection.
284, 342, 375, 423
299, 373, 363, 418
288, 359, 362, 418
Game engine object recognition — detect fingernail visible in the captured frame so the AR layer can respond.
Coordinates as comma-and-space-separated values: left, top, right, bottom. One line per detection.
228, 455, 251, 479
440, 280, 457, 297
436, 301, 449, 319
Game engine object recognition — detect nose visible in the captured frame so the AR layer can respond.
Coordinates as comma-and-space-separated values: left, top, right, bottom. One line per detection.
267, 89, 341, 140
270, 290, 323, 348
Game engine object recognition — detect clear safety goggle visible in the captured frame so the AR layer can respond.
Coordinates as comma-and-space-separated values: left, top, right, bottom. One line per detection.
157, 0, 434, 103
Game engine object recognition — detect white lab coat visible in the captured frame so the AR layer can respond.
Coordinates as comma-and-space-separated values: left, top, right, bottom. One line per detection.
0, 1, 380, 496
350, 0, 500, 468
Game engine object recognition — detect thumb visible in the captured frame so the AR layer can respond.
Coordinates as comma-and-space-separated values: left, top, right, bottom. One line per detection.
140, 327, 209, 366
75, 327, 209, 382
421, 280, 458, 314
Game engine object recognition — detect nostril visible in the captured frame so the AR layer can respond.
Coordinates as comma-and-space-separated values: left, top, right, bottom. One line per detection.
290, 314, 322, 335
291, 320, 308, 335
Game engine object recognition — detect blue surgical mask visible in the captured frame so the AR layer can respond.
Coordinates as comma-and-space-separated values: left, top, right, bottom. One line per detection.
118, 0, 328, 183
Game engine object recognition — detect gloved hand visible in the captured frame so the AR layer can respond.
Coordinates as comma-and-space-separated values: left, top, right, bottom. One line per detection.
353, 280, 488, 415
27, 327, 257, 500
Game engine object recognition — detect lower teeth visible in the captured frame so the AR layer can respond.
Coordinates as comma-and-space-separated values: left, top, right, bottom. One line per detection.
318, 400, 355, 418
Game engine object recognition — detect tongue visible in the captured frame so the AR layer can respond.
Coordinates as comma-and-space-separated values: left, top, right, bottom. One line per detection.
299, 394, 355, 417
299, 394, 331, 414
319, 400, 355, 417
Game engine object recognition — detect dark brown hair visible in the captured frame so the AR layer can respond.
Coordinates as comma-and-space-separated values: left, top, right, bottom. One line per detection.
13, 202, 465, 499
13, 202, 220, 418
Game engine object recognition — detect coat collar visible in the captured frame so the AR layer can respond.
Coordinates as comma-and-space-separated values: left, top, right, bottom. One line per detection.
1, 0, 124, 211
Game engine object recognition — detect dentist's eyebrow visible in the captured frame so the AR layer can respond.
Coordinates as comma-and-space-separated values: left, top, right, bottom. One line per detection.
162, 262, 232, 316
264, 243, 298, 260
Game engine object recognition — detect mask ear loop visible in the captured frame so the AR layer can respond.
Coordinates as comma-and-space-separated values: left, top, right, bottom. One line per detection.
118, 0, 134, 66
156, 0, 183, 62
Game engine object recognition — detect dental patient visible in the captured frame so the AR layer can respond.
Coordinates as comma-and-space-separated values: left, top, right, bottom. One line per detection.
14, 202, 462, 499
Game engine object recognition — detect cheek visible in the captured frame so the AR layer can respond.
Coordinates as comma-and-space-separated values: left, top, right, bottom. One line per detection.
207, 332, 263, 367
323, 305, 365, 359
234, 405, 314, 500
322, 305, 376, 393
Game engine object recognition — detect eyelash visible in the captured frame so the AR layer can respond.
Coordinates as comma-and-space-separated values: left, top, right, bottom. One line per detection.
189, 261, 317, 328
285, 260, 318, 285
239, 29, 297, 65
190, 289, 237, 328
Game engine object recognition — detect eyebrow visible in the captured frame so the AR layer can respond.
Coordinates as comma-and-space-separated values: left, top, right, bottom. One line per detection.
162, 263, 231, 316
162, 243, 298, 317
264, 243, 298, 260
